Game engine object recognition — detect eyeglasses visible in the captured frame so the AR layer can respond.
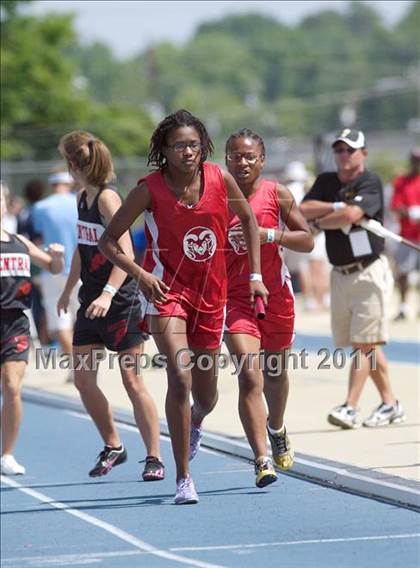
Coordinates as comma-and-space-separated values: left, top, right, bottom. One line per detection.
333, 147, 358, 155
166, 141, 202, 153
226, 153, 261, 164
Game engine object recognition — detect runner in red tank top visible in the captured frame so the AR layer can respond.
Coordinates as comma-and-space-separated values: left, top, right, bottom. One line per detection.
100, 111, 267, 504
224, 129, 313, 487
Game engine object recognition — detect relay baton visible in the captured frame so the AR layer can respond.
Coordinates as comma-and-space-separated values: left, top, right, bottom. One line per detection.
255, 296, 266, 320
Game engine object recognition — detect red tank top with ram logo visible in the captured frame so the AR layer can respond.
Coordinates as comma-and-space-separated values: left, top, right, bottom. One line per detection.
141, 162, 228, 313
226, 178, 290, 298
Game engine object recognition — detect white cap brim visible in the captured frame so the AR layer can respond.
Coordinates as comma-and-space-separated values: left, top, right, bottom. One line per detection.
48, 172, 74, 185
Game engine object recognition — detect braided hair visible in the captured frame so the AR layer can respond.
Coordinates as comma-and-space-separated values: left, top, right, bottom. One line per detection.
148, 109, 214, 169
225, 128, 266, 156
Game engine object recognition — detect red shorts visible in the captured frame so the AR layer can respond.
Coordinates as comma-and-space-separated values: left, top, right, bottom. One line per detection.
145, 296, 225, 350
225, 283, 295, 351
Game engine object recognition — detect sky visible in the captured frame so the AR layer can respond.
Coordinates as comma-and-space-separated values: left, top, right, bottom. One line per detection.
23, 0, 413, 59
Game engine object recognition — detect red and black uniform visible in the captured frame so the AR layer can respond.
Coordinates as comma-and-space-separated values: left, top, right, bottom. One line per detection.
0, 233, 32, 363
391, 174, 420, 243
141, 162, 228, 349
73, 188, 147, 352
225, 179, 295, 350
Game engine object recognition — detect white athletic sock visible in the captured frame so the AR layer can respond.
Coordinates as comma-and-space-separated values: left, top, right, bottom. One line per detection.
267, 423, 285, 436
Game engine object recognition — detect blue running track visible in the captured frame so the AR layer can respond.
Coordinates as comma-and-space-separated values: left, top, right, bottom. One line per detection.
1, 400, 419, 567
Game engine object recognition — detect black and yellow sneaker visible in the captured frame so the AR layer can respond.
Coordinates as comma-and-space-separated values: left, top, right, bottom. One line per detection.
89, 445, 127, 477
254, 456, 278, 488
267, 423, 294, 470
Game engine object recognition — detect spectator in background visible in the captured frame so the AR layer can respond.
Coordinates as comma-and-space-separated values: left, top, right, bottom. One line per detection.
31, 170, 78, 360
391, 148, 420, 320
17, 179, 46, 239
301, 129, 405, 429
282, 161, 330, 311
17, 179, 50, 346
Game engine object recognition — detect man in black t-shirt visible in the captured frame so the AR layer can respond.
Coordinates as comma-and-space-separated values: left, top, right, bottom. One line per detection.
301, 129, 405, 429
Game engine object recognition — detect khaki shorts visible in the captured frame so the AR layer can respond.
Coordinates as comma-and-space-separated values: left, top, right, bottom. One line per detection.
330, 256, 393, 346
40, 272, 80, 332
395, 242, 420, 276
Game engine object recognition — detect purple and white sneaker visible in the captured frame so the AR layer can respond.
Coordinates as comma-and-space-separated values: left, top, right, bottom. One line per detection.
174, 476, 199, 505
189, 423, 203, 461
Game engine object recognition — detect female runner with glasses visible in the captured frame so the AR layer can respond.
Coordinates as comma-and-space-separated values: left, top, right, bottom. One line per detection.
99, 110, 267, 504
224, 129, 313, 487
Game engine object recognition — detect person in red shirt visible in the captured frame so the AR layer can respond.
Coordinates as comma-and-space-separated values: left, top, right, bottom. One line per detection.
224, 129, 313, 487
99, 110, 267, 504
391, 148, 420, 320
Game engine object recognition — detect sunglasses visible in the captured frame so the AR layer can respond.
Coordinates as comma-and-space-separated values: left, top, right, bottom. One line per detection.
333, 147, 359, 155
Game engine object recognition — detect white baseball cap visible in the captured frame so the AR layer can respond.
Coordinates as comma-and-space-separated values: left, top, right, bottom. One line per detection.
332, 129, 366, 149
48, 171, 74, 185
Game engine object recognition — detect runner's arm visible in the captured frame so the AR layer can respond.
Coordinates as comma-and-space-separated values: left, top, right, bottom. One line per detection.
99, 183, 151, 281
267, 185, 314, 252
223, 170, 268, 304
98, 189, 136, 293
98, 183, 169, 303
16, 234, 64, 274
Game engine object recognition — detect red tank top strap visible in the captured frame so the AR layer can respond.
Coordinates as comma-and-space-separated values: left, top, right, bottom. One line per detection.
137, 171, 165, 211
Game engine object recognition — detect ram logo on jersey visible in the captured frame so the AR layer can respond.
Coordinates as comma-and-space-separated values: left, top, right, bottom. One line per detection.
183, 227, 217, 262
227, 224, 247, 255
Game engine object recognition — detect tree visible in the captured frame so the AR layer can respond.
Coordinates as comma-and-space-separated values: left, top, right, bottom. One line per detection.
1, 14, 93, 158
3, 3, 418, 162
1, 0, 32, 21
1, 12, 154, 160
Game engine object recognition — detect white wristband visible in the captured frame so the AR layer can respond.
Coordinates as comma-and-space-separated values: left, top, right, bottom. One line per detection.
103, 283, 117, 297
333, 201, 345, 211
266, 228, 276, 243
408, 206, 420, 221
249, 273, 263, 282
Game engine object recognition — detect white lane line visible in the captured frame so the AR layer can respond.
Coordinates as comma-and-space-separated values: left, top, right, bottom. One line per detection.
1, 550, 145, 565
1, 476, 224, 568
171, 533, 420, 552
202, 469, 250, 475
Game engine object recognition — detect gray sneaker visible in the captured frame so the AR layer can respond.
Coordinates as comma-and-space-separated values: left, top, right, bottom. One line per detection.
363, 400, 406, 427
266, 423, 294, 470
327, 404, 359, 429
